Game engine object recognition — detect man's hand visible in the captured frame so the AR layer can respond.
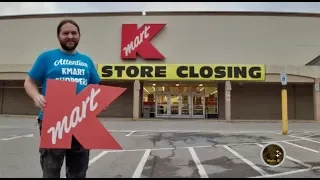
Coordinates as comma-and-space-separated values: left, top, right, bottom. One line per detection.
33, 94, 46, 109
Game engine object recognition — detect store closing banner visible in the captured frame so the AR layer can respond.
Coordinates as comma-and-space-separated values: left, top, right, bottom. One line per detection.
97, 64, 266, 81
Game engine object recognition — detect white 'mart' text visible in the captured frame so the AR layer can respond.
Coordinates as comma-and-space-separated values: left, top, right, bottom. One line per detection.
47, 88, 101, 145
123, 25, 150, 57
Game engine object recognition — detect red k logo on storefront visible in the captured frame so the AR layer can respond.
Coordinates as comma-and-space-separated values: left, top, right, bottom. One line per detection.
40, 79, 126, 150
121, 24, 166, 60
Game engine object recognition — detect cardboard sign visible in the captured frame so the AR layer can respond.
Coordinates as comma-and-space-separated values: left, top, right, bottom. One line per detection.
40, 79, 126, 150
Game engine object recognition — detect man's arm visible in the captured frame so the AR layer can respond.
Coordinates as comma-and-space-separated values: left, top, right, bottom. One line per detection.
24, 76, 42, 101
24, 52, 47, 108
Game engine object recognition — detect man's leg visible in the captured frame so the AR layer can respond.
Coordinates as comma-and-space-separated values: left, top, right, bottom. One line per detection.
65, 136, 90, 178
39, 148, 66, 178
38, 119, 65, 178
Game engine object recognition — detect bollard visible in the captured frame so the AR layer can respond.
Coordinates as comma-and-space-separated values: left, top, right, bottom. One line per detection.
281, 86, 288, 135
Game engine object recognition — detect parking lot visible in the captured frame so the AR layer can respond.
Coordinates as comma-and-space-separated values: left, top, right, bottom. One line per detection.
1, 117, 320, 178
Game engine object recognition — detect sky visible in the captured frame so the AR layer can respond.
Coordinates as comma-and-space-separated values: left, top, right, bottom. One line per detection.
1, 2, 320, 16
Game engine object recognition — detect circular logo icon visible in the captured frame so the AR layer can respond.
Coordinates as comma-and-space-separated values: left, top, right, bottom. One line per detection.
260, 143, 286, 168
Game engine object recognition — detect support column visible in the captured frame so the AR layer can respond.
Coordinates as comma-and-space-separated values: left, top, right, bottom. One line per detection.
314, 78, 320, 121
133, 80, 140, 121
225, 81, 232, 121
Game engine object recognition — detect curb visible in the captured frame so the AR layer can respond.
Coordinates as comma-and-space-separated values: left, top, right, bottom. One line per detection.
0, 114, 36, 118
131, 118, 318, 123
0, 114, 317, 123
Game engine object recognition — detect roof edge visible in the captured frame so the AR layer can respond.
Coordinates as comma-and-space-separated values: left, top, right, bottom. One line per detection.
145, 11, 320, 18
1, 11, 320, 21
0, 11, 144, 20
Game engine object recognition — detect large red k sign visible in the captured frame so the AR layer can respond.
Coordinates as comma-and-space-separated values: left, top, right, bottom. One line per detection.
121, 23, 166, 60
40, 79, 126, 150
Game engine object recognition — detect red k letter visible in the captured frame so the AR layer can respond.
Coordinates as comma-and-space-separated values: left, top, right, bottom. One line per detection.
40, 79, 126, 150
121, 24, 166, 60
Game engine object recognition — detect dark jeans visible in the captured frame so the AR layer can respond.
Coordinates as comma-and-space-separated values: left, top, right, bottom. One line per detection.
38, 119, 90, 178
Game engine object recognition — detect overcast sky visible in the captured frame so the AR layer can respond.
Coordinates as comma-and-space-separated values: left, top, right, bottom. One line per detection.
0, 2, 320, 16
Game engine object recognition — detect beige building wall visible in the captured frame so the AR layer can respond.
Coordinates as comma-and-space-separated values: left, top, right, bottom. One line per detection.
218, 82, 314, 120
0, 12, 320, 66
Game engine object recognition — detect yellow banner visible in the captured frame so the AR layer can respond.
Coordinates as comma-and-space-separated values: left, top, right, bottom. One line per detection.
97, 64, 265, 81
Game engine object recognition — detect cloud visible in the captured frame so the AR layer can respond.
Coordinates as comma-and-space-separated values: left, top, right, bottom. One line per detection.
142, 2, 320, 13
0, 2, 59, 16
142, 2, 211, 11
2, 2, 320, 16
0, 2, 145, 16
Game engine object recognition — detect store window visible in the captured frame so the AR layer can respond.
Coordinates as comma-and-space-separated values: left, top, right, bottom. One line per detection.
205, 86, 218, 118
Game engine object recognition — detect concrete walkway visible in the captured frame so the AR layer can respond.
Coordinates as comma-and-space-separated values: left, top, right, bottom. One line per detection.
0, 114, 316, 123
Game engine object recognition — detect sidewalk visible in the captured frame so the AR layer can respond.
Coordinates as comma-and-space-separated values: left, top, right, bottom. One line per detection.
0, 114, 317, 123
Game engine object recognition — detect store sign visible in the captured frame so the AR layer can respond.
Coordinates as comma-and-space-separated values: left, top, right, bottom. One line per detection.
120, 24, 166, 60
40, 79, 126, 149
97, 64, 266, 81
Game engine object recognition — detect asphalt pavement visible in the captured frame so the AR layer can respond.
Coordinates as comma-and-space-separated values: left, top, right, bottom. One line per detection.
1, 116, 320, 178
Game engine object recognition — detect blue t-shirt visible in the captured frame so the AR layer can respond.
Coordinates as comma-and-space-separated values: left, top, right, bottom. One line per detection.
28, 48, 101, 120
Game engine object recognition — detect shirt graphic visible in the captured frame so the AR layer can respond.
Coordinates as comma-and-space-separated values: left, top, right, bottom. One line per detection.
28, 48, 101, 120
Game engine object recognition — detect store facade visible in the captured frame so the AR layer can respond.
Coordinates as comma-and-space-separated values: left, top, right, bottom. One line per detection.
0, 11, 319, 120
98, 64, 265, 119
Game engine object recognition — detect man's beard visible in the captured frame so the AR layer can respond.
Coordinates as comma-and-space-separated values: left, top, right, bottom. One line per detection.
60, 41, 78, 52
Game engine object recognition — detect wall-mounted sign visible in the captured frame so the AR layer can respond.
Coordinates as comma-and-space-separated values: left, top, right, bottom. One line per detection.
120, 24, 166, 60
280, 72, 287, 86
315, 83, 320, 92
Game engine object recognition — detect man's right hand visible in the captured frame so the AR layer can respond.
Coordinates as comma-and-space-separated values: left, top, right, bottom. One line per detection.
33, 94, 46, 109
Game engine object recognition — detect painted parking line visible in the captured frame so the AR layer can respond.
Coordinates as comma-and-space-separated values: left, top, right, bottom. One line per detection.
87, 150, 146, 178
285, 156, 312, 169
111, 130, 290, 134
288, 134, 320, 144
283, 141, 320, 153
140, 148, 202, 178
250, 166, 320, 178
278, 139, 320, 170
188, 147, 208, 178
125, 131, 136, 136
0, 134, 34, 141
132, 149, 151, 178
89, 151, 109, 166
223, 145, 269, 176
289, 131, 311, 136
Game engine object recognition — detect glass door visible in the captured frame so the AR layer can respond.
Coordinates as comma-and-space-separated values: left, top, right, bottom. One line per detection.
169, 94, 179, 117
167, 93, 191, 118
180, 93, 191, 117
191, 92, 205, 118
155, 93, 169, 117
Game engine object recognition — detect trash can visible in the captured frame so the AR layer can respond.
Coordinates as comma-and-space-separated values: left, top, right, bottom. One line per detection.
143, 106, 150, 118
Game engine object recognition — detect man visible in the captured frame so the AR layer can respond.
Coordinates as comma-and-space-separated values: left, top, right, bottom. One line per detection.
24, 19, 101, 178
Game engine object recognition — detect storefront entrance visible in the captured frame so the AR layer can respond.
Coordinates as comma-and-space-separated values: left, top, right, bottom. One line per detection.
142, 83, 218, 119
155, 92, 206, 118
